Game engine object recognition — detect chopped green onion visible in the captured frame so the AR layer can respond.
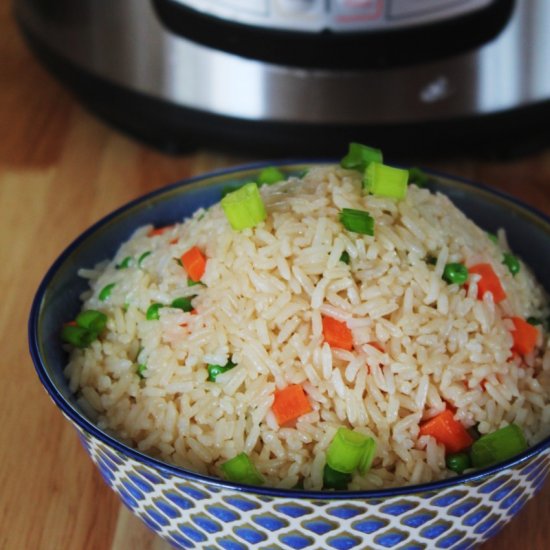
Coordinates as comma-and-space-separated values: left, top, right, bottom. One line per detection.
174, 257, 183, 267
257, 166, 284, 185
340, 142, 383, 172
357, 437, 377, 475
487, 232, 499, 244
323, 464, 352, 490
364, 162, 409, 200
146, 303, 163, 321
470, 424, 527, 468
99, 283, 116, 302
339, 208, 374, 236
527, 316, 542, 326
116, 256, 132, 269
221, 182, 267, 231
207, 361, 236, 382
408, 167, 429, 188
326, 427, 376, 474
138, 251, 151, 267
75, 310, 107, 333
136, 363, 147, 379
220, 452, 264, 485
442, 263, 469, 285
425, 255, 438, 266
171, 296, 195, 312
446, 452, 471, 474
60, 325, 98, 348
339, 251, 350, 265
188, 277, 204, 287
502, 252, 520, 276
221, 184, 243, 198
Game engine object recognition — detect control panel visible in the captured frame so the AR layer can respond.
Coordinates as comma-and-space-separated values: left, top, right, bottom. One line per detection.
173, 0, 495, 32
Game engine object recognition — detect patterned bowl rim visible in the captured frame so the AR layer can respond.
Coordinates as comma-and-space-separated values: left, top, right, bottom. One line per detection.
29, 159, 550, 500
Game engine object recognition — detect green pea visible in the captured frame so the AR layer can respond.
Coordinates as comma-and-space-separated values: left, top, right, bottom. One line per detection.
257, 167, 285, 186
207, 361, 236, 382
146, 303, 163, 320
442, 263, 469, 285
445, 452, 472, 474
99, 283, 116, 302
502, 252, 520, 276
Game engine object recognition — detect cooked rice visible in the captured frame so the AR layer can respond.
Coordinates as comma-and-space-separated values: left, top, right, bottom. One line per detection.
64, 165, 550, 489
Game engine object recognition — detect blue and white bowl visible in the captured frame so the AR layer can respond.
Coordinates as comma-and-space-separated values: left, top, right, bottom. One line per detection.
29, 162, 550, 550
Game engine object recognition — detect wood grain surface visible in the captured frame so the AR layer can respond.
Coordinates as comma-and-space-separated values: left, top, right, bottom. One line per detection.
1, 4, 549, 549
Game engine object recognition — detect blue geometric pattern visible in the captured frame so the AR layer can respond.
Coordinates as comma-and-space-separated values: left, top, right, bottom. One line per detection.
75, 426, 550, 549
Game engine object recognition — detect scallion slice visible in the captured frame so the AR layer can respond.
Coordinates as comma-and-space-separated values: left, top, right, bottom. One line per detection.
116, 256, 132, 269
340, 143, 383, 172
487, 232, 499, 244
326, 428, 376, 474
146, 303, 163, 321
364, 162, 409, 200
339, 208, 374, 236
60, 325, 98, 348
323, 464, 352, 490
357, 437, 377, 475
220, 452, 264, 485
339, 251, 350, 265
99, 283, 116, 302
171, 296, 195, 312
408, 167, 429, 188
221, 182, 267, 231
257, 166, 284, 185
470, 424, 527, 468
138, 251, 151, 267
75, 310, 107, 333
136, 363, 147, 379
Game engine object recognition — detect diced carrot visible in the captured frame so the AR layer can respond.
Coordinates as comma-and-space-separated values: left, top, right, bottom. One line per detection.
468, 263, 506, 303
181, 246, 206, 282
148, 224, 174, 237
419, 409, 473, 453
272, 384, 312, 426
322, 315, 353, 350
510, 316, 538, 356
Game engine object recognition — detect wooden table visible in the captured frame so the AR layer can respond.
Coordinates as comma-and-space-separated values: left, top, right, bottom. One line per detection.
1, 5, 549, 549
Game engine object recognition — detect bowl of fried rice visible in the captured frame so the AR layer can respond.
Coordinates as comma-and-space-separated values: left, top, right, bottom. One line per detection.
30, 144, 550, 549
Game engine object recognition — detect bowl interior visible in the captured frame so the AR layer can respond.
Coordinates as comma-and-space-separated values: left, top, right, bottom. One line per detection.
29, 161, 550, 493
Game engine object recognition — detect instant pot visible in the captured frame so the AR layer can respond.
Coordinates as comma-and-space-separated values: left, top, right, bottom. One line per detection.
14, 0, 550, 156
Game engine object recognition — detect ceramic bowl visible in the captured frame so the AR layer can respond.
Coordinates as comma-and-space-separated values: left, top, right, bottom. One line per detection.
29, 162, 550, 550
